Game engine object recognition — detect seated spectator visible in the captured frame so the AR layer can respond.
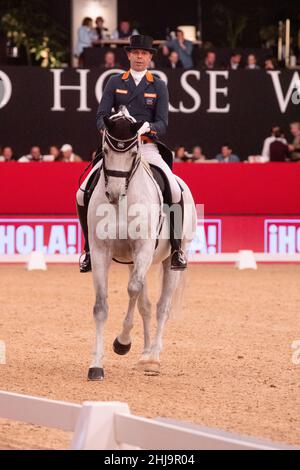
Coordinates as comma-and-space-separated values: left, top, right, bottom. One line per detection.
56, 144, 82, 162
0, 146, 16, 162
111, 21, 139, 40
261, 126, 287, 161
166, 29, 194, 70
75, 17, 98, 66
245, 54, 260, 70
264, 57, 276, 70
215, 144, 240, 162
95, 17, 109, 40
43, 145, 60, 162
228, 52, 242, 70
103, 50, 120, 69
167, 51, 183, 69
191, 146, 206, 162
289, 122, 300, 161
269, 140, 290, 162
202, 50, 217, 70
174, 145, 191, 162
19, 146, 44, 162
155, 45, 171, 67
49, 145, 60, 159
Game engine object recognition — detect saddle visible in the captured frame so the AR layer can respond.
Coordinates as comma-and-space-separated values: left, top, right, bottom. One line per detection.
83, 140, 174, 207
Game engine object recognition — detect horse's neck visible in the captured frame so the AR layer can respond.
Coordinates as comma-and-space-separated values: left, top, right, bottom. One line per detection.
128, 158, 155, 200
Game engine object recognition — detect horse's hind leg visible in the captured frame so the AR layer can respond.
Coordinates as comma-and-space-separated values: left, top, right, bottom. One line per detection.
144, 257, 182, 375
137, 279, 152, 364
88, 251, 111, 381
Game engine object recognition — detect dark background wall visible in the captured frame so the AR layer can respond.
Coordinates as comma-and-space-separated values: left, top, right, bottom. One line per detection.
1, 67, 299, 160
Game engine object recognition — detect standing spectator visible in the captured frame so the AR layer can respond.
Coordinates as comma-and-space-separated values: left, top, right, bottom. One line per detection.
111, 21, 139, 39
261, 126, 287, 161
19, 146, 44, 162
174, 145, 190, 162
95, 17, 108, 40
166, 29, 194, 70
191, 146, 206, 162
228, 52, 242, 70
0, 146, 15, 162
75, 17, 98, 66
289, 122, 300, 161
57, 144, 82, 162
202, 50, 217, 70
245, 54, 260, 70
103, 50, 120, 69
167, 51, 183, 69
215, 144, 240, 162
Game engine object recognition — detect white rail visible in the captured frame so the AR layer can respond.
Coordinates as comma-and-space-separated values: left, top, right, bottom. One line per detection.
0, 391, 297, 450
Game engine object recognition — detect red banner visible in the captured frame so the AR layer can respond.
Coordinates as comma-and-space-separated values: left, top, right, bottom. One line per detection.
0, 218, 82, 255
1, 163, 300, 255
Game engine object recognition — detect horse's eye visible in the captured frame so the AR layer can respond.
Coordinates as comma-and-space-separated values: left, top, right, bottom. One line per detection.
103, 147, 108, 154
131, 151, 137, 158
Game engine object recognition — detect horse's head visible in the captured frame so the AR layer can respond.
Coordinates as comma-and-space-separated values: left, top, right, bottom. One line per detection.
102, 113, 143, 204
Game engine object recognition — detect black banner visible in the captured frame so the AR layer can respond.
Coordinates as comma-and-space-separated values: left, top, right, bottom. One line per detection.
0, 67, 299, 160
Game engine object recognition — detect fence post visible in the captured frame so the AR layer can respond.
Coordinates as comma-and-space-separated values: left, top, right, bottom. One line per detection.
71, 401, 131, 450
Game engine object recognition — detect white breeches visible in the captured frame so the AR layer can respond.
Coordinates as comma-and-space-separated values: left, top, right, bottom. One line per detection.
76, 143, 181, 207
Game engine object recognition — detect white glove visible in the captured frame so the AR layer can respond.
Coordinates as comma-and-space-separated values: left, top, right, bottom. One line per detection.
138, 121, 151, 136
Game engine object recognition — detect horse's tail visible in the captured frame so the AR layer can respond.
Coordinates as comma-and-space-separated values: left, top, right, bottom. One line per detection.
156, 262, 186, 321
169, 269, 186, 320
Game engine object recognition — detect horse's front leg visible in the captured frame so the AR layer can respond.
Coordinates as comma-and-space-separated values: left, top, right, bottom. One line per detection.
113, 243, 153, 356
88, 249, 111, 381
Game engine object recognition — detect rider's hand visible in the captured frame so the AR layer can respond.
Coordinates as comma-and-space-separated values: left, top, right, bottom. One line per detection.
137, 121, 151, 136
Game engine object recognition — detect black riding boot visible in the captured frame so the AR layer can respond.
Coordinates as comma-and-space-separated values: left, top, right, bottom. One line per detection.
76, 202, 92, 273
169, 194, 187, 271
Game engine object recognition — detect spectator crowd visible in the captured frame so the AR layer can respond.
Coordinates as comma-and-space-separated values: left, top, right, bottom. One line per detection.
1, 122, 300, 164
75, 17, 285, 71
0, 144, 83, 163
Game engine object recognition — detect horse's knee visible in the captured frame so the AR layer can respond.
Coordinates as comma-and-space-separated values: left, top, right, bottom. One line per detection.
128, 278, 144, 298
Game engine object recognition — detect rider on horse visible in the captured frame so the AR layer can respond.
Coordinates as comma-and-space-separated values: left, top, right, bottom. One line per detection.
76, 34, 187, 272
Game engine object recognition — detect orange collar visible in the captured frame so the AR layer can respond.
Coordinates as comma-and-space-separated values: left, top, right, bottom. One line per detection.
121, 70, 154, 83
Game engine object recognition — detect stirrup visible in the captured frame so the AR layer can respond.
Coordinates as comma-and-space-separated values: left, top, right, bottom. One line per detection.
79, 252, 92, 273
171, 249, 187, 271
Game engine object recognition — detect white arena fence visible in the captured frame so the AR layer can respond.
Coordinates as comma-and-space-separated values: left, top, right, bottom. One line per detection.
0, 391, 296, 450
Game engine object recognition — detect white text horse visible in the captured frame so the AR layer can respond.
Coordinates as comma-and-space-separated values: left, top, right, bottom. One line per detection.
87, 114, 196, 380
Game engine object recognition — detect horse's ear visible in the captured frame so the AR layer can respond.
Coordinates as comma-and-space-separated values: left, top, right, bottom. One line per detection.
131, 121, 144, 135
103, 116, 114, 131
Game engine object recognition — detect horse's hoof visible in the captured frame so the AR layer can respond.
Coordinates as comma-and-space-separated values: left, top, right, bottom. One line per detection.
88, 367, 104, 381
113, 337, 131, 356
143, 360, 160, 376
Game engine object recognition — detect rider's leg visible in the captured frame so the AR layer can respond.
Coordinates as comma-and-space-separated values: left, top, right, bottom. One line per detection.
141, 143, 187, 270
76, 160, 103, 272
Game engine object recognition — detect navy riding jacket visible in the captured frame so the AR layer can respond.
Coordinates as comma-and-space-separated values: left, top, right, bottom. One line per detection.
96, 70, 169, 139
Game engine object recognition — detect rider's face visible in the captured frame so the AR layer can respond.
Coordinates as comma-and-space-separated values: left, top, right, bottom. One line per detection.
127, 49, 153, 71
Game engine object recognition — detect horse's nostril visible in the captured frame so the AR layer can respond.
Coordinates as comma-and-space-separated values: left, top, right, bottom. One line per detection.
105, 191, 110, 200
